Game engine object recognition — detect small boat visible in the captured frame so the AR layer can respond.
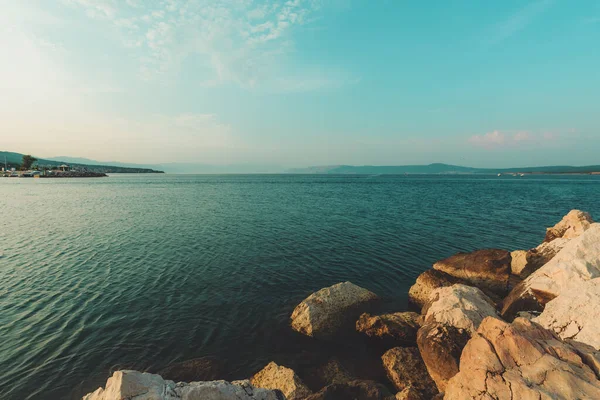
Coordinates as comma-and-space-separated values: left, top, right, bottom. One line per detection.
497, 173, 502, 177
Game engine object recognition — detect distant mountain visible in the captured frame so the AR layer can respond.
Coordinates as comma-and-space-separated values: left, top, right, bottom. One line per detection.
287, 163, 600, 174
287, 163, 480, 174
1, 151, 163, 174
4, 152, 599, 175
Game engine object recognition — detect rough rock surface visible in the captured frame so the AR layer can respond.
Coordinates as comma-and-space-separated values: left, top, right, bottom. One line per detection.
544, 209, 593, 243
381, 347, 438, 399
510, 250, 528, 277
82, 370, 284, 400
291, 281, 379, 339
432, 249, 511, 296
534, 277, 600, 350
407, 269, 463, 311
424, 284, 498, 335
250, 362, 312, 400
501, 223, 600, 320
444, 316, 600, 400
416, 321, 470, 393
356, 312, 421, 345
394, 387, 424, 400
305, 380, 394, 400
158, 356, 222, 383
511, 238, 570, 280
312, 358, 353, 386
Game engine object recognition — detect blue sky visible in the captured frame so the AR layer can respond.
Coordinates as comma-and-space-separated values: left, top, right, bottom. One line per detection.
1, 0, 599, 167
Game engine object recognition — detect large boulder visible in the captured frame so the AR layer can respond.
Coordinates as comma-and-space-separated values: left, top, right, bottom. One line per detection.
444, 317, 600, 400
416, 322, 470, 393
305, 380, 394, 400
291, 282, 379, 339
501, 223, 600, 320
510, 238, 570, 280
356, 312, 421, 345
250, 362, 312, 400
158, 356, 222, 383
381, 347, 438, 399
424, 284, 498, 335
544, 209, 593, 243
534, 278, 600, 350
408, 269, 463, 311
82, 370, 284, 400
432, 249, 511, 296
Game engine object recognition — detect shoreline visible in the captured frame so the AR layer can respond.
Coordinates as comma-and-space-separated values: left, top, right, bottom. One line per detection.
81, 209, 600, 400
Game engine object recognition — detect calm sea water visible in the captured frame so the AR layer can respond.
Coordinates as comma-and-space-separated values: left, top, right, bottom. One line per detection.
1, 174, 599, 399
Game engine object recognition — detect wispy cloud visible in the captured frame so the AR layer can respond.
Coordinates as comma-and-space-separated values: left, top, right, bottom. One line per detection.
468, 129, 561, 149
486, 0, 554, 44
61, 0, 343, 91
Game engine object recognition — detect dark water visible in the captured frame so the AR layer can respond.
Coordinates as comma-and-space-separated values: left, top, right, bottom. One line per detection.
1, 174, 599, 399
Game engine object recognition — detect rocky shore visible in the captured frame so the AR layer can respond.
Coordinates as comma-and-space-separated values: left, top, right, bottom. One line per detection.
82, 210, 600, 399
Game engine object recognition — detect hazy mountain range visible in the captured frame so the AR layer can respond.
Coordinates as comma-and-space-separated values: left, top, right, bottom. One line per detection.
3, 151, 599, 174
287, 163, 600, 174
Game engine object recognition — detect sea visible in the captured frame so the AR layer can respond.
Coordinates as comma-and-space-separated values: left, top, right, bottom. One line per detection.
1, 174, 599, 399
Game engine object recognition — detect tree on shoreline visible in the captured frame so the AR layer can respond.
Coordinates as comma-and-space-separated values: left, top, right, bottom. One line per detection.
21, 155, 38, 170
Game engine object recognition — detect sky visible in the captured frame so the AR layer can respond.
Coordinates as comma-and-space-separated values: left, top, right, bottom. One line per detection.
1, 0, 599, 168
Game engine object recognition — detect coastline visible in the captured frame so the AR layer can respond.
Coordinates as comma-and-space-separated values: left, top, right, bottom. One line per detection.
81, 209, 600, 400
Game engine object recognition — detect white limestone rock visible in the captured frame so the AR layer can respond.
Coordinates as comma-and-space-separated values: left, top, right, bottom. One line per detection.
544, 209, 593, 242
502, 223, 600, 319
424, 284, 498, 335
82, 370, 284, 400
290, 281, 379, 339
534, 277, 600, 350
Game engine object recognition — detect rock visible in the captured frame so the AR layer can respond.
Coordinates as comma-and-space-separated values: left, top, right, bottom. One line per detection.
534, 278, 600, 349
416, 322, 470, 393
511, 238, 570, 280
408, 269, 463, 311
501, 224, 600, 320
250, 362, 312, 400
82, 370, 284, 400
158, 356, 222, 382
544, 209, 593, 243
515, 311, 539, 320
291, 281, 379, 339
381, 347, 438, 399
305, 380, 394, 400
394, 387, 424, 400
356, 312, 421, 345
444, 316, 600, 400
424, 284, 498, 335
313, 358, 353, 386
510, 250, 528, 277
432, 249, 511, 296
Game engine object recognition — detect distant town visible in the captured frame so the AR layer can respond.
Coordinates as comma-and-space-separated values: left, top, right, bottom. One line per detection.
1, 151, 164, 177
2, 154, 108, 178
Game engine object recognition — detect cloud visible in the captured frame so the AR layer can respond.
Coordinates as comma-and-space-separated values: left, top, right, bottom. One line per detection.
468, 130, 506, 148
61, 0, 341, 90
487, 0, 554, 44
468, 130, 561, 149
